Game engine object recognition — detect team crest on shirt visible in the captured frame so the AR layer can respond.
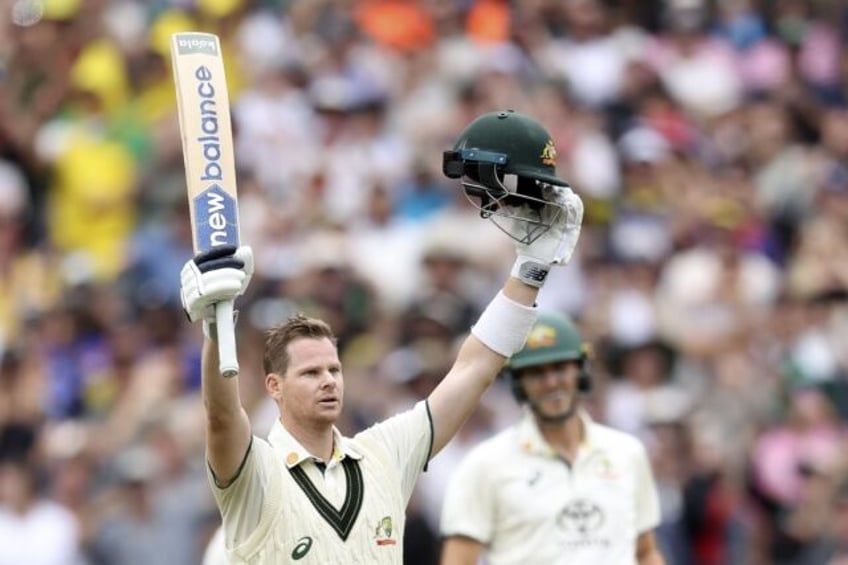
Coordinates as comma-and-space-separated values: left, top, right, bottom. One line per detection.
589, 454, 619, 480
540, 140, 558, 166
374, 516, 397, 546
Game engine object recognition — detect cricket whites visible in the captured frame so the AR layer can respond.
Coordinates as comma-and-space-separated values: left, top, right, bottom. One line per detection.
170, 32, 241, 377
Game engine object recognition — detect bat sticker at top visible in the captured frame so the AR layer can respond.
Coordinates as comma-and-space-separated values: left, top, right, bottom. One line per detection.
173, 34, 219, 56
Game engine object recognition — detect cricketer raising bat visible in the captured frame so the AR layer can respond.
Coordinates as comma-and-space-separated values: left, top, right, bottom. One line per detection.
170, 32, 241, 377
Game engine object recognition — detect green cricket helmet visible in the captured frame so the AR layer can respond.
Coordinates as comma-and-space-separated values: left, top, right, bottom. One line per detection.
507, 313, 591, 399
442, 110, 572, 245
443, 110, 569, 186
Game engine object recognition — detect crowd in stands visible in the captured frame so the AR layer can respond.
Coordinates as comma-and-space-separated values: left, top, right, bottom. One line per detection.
1, 0, 848, 563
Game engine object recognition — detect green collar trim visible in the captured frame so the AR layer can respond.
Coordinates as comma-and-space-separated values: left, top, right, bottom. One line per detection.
288, 457, 364, 541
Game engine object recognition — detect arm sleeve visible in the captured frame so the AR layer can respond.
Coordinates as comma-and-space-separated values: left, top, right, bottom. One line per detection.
439, 446, 495, 544
359, 400, 433, 504
633, 441, 662, 533
206, 436, 278, 550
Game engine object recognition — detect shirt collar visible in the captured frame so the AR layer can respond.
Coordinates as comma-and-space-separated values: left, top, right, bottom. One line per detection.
516, 407, 597, 458
268, 420, 363, 469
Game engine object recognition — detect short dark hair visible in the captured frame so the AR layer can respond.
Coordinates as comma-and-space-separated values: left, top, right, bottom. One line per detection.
263, 314, 337, 375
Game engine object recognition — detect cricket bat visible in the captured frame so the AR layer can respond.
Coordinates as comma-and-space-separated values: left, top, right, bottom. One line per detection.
170, 32, 241, 378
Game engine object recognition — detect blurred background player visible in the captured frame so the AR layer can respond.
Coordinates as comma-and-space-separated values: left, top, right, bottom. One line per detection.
440, 312, 664, 565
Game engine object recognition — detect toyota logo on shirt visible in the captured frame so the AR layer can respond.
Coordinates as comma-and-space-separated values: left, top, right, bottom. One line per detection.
556, 499, 604, 535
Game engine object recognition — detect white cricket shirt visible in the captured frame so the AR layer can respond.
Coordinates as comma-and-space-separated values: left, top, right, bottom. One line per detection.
209, 400, 433, 564
441, 410, 660, 565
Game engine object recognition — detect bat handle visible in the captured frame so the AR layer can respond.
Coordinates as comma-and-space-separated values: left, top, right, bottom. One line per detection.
215, 299, 239, 378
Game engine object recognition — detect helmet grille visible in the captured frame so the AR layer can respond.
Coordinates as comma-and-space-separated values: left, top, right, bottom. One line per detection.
460, 163, 564, 245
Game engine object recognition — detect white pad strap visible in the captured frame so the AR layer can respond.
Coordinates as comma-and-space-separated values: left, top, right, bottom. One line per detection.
471, 291, 538, 357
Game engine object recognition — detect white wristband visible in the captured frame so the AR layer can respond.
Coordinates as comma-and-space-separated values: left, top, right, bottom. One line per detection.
471, 291, 538, 357
511, 255, 550, 288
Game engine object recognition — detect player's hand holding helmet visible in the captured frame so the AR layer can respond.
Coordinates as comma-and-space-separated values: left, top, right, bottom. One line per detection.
442, 110, 584, 288
180, 245, 254, 323
508, 182, 583, 286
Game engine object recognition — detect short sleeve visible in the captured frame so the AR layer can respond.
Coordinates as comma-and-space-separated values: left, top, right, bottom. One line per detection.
356, 401, 433, 503
632, 441, 662, 533
439, 445, 495, 544
206, 436, 278, 550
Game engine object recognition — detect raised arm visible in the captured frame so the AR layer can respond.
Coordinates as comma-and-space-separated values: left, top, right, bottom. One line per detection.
427, 180, 584, 456
180, 245, 254, 483
428, 279, 538, 455
201, 335, 252, 483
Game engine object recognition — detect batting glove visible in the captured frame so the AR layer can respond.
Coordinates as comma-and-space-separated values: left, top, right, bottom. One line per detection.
180, 245, 254, 323
510, 185, 583, 288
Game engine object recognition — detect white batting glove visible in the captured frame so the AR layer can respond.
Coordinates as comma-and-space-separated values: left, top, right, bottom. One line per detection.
510, 185, 583, 287
180, 245, 254, 323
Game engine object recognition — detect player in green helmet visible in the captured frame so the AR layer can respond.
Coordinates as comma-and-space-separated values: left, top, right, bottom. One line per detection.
440, 313, 666, 565
506, 312, 592, 424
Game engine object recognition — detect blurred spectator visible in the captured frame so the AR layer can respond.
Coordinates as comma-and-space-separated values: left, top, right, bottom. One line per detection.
655, 227, 781, 358
794, 477, 848, 564
714, 0, 792, 96
771, 455, 841, 564
643, 0, 744, 120
0, 423, 84, 565
345, 184, 425, 310
749, 386, 847, 561
681, 424, 751, 565
535, 0, 635, 110
400, 229, 480, 343
603, 335, 691, 439
393, 161, 453, 222
86, 435, 214, 565
772, 0, 845, 106
0, 159, 60, 355
354, 0, 436, 53
649, 421, 693, 565
746, 99, 820, 259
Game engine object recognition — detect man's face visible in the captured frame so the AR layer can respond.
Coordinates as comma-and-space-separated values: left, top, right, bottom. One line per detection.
518, 360, 582, 423
277, 337, 344, 426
